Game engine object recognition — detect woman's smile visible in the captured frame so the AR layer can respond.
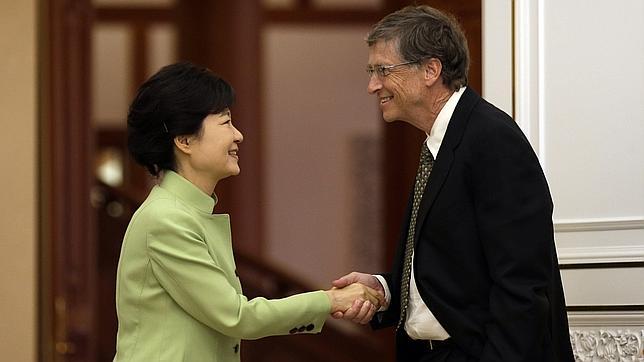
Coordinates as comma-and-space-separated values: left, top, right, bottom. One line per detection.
228, 148, 239, 160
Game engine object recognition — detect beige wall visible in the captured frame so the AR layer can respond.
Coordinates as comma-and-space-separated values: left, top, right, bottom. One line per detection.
0, 0, 37, 361
263, 25, 383, 287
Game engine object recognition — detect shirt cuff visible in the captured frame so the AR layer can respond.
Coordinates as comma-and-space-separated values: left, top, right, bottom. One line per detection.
373, 274, 391, 311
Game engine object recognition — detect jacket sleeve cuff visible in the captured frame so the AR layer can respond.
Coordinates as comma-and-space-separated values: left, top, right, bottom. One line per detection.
373, 274, 391, 311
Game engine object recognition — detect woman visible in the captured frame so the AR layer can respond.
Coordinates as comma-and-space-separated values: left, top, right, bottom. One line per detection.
114, 62, 383, 361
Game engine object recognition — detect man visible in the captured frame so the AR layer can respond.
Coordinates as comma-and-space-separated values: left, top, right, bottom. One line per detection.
332, 5, 574, 361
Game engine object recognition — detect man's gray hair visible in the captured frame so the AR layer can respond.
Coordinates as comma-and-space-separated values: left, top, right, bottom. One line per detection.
366, 5, 470, 91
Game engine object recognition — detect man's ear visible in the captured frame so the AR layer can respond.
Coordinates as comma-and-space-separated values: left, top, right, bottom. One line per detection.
423, 58, 443, 86
174, 135, 191, 154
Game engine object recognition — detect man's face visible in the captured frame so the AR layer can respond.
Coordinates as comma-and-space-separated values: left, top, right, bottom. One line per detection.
367, 40, 426, 125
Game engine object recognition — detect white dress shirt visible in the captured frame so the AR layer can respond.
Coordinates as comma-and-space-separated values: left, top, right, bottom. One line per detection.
375, 86, 466, 340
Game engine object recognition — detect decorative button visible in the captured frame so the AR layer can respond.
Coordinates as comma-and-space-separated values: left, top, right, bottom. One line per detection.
289, 328, 297, 334
233, 344, 239, 353
306, 324, 314, 331
298, 326, 306, 332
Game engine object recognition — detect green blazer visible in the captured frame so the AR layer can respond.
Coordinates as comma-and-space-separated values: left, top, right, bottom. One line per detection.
114, 171, 330, 362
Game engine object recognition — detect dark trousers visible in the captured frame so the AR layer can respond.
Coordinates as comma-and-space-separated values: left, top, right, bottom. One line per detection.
395, 329, 475, 362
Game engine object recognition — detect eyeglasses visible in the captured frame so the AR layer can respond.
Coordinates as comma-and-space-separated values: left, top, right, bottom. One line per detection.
366, 60, 418, 78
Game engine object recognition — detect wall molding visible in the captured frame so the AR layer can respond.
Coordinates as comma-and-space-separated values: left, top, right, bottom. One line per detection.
558, 245, 644, 265
569, 311, 644, 362
568, 306, 644, 313
555, 217, 644, 264
555, 217, 644, 233
568, 311, 644, 327
481, 0, 513, 116
570, 329, 644, 361
510, 4, 644, 359
513, 0, 544, 163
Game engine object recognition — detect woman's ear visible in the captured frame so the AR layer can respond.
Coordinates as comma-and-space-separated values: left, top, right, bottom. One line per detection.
173, 135, 192, 154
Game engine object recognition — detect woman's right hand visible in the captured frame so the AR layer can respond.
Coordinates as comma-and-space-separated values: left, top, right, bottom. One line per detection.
325, 283, 384, 318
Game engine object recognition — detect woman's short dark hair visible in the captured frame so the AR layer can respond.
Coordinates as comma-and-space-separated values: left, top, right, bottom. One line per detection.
366, 5, 470, 91
127, 61, 235, 176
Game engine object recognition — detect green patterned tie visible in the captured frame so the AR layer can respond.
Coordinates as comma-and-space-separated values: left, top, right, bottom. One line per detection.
397, 142, 434, 330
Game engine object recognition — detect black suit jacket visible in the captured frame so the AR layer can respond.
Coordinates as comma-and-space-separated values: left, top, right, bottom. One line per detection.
372, 88, 574, 361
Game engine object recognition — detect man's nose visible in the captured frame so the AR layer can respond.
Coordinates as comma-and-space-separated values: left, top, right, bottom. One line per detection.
367, 74, 382, 94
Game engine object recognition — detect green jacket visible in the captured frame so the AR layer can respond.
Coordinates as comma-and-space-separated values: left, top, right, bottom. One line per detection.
114, 171, 330, 361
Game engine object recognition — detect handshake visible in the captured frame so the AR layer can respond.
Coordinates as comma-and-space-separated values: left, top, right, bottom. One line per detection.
324, 272, 387, 325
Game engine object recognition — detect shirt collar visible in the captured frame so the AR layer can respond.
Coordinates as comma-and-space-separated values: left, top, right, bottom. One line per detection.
159, 170, 217, 214
425, 86, 466, 157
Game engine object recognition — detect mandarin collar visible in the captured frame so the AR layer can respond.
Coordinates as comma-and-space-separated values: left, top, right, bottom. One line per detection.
159, 170, 217, 214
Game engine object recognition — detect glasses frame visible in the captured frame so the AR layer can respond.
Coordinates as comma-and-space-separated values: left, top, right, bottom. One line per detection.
366, 60, 418, 78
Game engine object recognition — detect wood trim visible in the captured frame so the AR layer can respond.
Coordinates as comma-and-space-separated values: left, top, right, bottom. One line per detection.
555, 217, 644, 232
567, 305, 644, 313
558, 245, 644, 265
265, 9, 386, 24
226, 0, 264, 256
383, 123, 425, 267
40, 0, 95, 361
38, 1, 54, 359
559, 261, 644, 270
567, 310, 644, 327
298, 0, 312, 9
131, 23, 148, 93
95, 7, 175, 23
177, 0, 264, 256
511, 0, 516, 120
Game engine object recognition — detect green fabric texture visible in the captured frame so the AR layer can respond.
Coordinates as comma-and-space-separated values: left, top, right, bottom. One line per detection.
114, 171, 330, 362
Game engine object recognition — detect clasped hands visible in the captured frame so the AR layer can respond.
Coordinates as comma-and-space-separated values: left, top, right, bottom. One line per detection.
324, 272, 386, 325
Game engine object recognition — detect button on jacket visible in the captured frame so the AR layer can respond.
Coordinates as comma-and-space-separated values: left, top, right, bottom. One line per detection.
114, 171, 330, 362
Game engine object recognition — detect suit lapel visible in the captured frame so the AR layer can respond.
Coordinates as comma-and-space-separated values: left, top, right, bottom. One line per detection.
413, 88, 481, 245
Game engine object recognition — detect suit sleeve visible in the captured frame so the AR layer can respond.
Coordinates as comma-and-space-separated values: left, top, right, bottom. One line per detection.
370, 272, 400, 329
472, 120, 555, 360
145, 207, 330, 340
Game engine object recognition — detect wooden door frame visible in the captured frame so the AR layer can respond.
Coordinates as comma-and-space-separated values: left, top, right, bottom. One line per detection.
39, 0, 96, 360
177, 0, 264, 256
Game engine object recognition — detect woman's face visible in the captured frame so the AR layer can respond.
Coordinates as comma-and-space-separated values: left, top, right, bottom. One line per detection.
188, 109, 244, 182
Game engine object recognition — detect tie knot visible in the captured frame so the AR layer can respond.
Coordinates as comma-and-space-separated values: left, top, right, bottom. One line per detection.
420, 143, 433, 166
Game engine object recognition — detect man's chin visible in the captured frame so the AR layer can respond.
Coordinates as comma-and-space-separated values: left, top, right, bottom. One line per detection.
381, 112, 394, 122
382, 114, 400, 123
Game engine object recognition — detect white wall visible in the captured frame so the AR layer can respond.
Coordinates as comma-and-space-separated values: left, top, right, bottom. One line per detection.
0, 0, 37, 360
484, 0, 644, 359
